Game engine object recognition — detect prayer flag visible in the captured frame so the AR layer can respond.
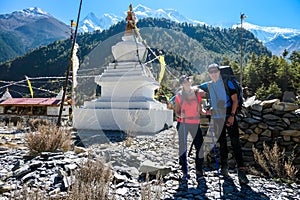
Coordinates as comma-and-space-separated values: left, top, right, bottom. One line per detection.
25, 76, 33, 98
158, 55, 166, 83
71, 21, 77, 27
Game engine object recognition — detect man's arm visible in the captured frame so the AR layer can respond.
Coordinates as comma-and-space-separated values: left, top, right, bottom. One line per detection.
226, 93, 238, 126
198, 82, 209, 93
230, 93, 238, 116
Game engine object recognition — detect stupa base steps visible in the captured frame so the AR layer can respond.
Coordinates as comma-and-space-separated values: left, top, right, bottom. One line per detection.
73, 107, 173, 134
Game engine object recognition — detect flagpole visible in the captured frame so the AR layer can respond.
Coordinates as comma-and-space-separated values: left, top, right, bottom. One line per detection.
240, 13, 246, 89
70, 20, 75, 118
57, 0, 83, 126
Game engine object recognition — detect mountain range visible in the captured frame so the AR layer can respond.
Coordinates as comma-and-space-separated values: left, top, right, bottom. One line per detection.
78, 4, 300, 56
78, 4, 205, 33
0, 7, 69, 63
0, 4, 299, 63
233, 22, 300, 56
0, 17, 270, 98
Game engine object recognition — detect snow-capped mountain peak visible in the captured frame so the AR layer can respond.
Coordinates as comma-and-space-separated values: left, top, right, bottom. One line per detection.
86, 12, 99, 21
232, 22, 300, 55
13, 7, 51, 18
79, 12, 102, 32
233, 22, 300, 43
102, 13, 123, 24
132, 4, 204, 25
78, 4, 205, 34
134, 4, 152, 13
77, 4, 299, 56
78, 12, 123, 32
242, 22, 300, 34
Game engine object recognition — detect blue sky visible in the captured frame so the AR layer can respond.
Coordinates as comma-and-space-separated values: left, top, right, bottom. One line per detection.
1, 0, 300, 29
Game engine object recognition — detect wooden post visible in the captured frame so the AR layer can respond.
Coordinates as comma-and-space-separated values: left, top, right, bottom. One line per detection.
57, 0, 83, 126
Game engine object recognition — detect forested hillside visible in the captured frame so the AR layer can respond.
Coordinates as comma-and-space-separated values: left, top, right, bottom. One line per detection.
0, 18, 272, 98
0, 8, 69, 63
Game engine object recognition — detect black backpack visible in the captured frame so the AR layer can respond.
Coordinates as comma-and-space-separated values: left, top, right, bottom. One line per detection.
218, 65, 244, 111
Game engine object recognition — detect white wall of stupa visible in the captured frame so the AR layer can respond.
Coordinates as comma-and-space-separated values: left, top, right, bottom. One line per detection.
73, 33, 173, 134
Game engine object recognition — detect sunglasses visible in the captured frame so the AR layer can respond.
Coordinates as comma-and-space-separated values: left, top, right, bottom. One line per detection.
208, 69, 219, 74
181, 78, 190, 83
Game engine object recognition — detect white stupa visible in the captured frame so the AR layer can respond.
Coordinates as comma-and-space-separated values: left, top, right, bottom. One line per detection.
73, 26, 173, 134
0, 88, 12, 101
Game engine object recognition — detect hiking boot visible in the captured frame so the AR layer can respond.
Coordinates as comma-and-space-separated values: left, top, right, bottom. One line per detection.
196, 170, 204, 180
221, 166, 229, 177
238, 168, 249, 184
178, 181, 188, 191
178, 173, 188, 190
181, 171, 190, 181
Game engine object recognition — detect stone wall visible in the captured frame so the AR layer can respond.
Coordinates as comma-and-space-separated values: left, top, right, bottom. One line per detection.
238, 99, 300, 170
204, 98, 300, 171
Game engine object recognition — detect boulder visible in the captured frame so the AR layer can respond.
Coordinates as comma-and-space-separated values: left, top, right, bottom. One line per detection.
139, 160, 171, 177
260, 99, 280, 108
273, 102, 299, 112
282, 91, 296, 103
258, 123, 268, 129
248, 133, 259, 143
251, 104, 263, 112
280, 130, 300, 137
263, 114, 281, 121
261, 130, 272, 138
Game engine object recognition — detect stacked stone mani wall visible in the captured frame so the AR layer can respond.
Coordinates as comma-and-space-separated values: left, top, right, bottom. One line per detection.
203, 98, 300, 171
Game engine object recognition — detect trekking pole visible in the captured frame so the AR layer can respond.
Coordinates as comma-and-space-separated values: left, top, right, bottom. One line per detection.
182, 110, 188, 180
187, 116, 197, 157
187, 108, 204, 158
187, 136, 194, 157
209, 115, 222, 196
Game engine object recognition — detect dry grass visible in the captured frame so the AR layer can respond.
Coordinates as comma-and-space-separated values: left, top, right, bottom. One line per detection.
8, 122, 14, 128
9, 117, 163, 199
252, 142, 299, 181
27, 118, 53, 131
10, 185, 48, 200
124, 136, 133, 147
66, 158, 113, 200
124, 111, 139, 147
284, 151, 299, 180
25, 122, 73, 155
141, 172, 163, 200
16, 120, 23, 130
9, 158, 113, 200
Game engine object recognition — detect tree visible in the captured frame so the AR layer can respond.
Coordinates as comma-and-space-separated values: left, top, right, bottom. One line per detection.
255, 82, 281, 100
275, 56, 291, 92
255, 84, 267, 100
267, 82, 282, 99
282, 49, 289, 58
244, 57, 260, 91
289, 50, 300, 63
